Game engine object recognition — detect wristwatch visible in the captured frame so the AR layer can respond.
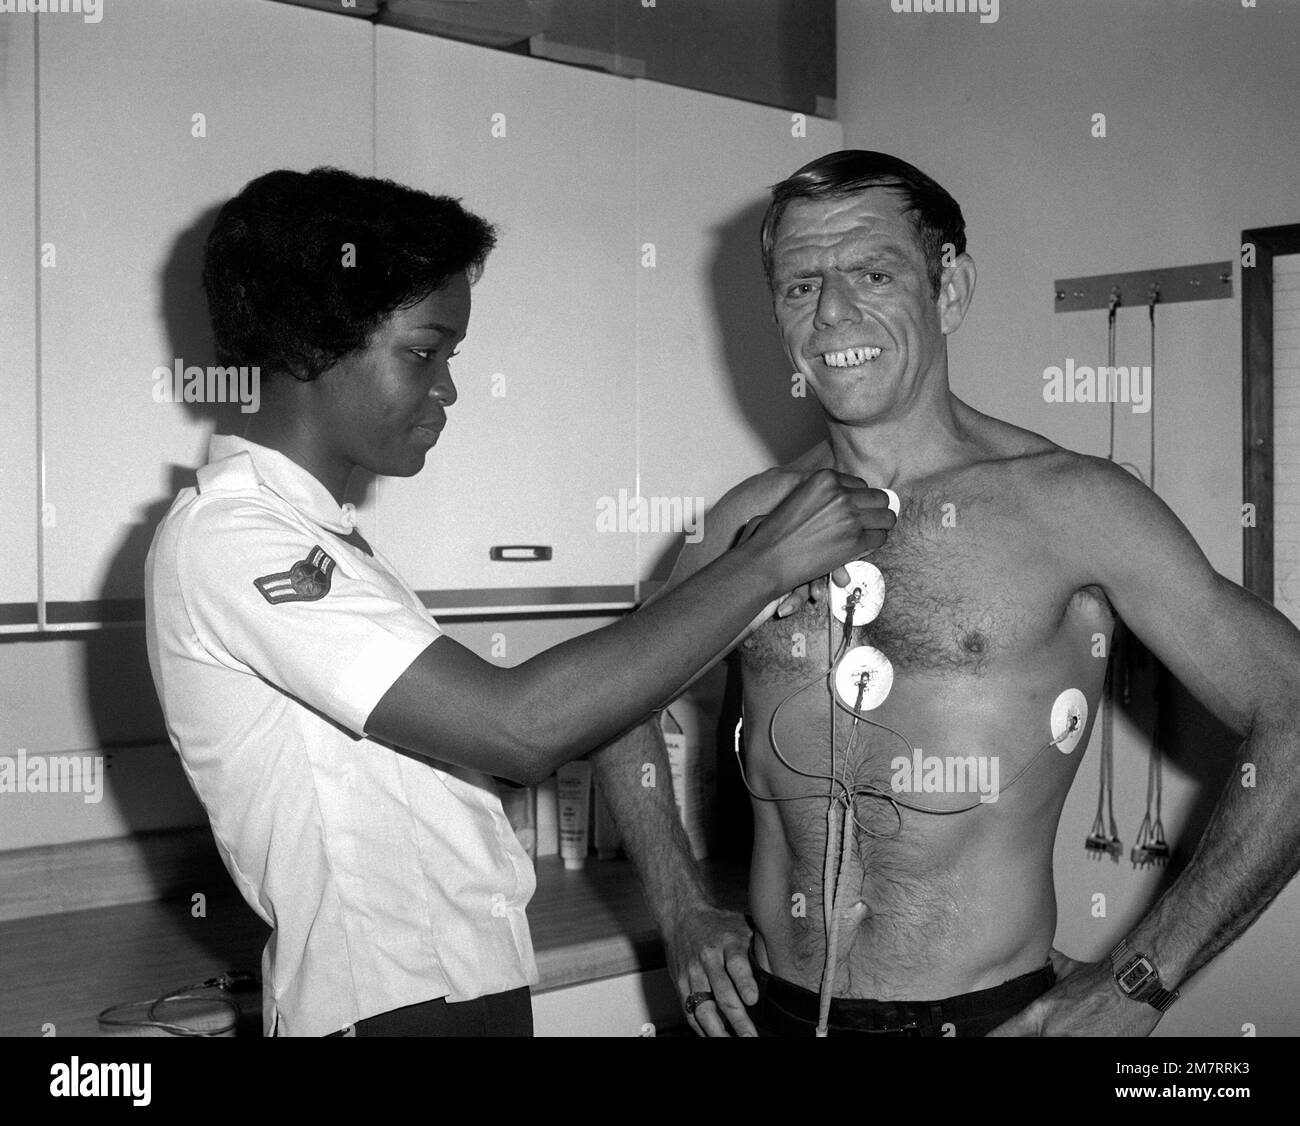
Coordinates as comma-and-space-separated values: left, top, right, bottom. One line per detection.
1109, 939, 1179, 1012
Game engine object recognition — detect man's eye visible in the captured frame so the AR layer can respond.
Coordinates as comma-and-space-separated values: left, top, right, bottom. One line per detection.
787, 282, 816, 298
863, 272, 891, 284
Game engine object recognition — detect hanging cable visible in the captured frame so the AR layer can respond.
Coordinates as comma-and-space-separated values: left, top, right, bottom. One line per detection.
1131, 291, 1171, 869
1107, 288, 1120, 463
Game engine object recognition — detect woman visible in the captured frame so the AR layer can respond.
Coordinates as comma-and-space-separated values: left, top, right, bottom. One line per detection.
144, 167, 887, 1037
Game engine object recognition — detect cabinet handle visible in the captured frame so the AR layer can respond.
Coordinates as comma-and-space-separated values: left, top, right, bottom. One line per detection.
489, 545, 553, 562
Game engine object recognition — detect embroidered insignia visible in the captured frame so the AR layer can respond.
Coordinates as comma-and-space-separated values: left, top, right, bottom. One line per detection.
254, 546, 336, 605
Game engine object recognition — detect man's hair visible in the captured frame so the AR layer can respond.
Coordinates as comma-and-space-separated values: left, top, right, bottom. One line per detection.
760, 150, 966, 299
203, 167, 496, 380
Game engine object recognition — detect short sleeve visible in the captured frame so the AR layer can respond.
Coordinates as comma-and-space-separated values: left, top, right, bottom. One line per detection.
171, 497, 442, 736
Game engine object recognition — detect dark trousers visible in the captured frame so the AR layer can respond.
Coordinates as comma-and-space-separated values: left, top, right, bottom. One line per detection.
328, 986, 534, 1037
748, 959, 1055, 1037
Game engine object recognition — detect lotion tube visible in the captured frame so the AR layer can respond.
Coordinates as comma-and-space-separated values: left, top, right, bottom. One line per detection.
556, 760, 592, 870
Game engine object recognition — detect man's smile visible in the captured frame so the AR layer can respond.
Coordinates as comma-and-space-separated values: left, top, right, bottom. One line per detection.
820, 346, 884, 368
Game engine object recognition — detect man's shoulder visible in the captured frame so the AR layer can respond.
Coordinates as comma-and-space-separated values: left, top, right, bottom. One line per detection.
988, 437, 1153, 537
719, 443, 830, 509
707, 446, 827, 540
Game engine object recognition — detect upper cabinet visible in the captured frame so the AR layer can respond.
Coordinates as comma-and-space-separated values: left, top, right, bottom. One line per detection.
535, 0, 837, 116
36, 0, 373, 623
11, 0, 840, 628
374, 28, 639, 605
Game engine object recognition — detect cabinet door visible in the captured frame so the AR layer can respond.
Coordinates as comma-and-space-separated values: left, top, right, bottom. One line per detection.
0, 18, 39, 632
37, 0, 373, 626
634, 83, 842, 588
375, 28, 638, 611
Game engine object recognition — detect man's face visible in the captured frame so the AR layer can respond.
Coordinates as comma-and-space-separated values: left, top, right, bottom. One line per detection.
771, 188, 945, 426
314, 272, 469, 477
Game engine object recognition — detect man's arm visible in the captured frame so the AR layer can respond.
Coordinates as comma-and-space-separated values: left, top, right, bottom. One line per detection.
592, 470, 808, 1037
368, 469, 891, 786
994, 456, 1300, 1036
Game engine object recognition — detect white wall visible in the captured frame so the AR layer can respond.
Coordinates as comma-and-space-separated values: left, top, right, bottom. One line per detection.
837, 0, 1300, 1035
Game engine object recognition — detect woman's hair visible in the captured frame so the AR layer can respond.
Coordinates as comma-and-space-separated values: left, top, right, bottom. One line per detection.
203, 167, 496, 380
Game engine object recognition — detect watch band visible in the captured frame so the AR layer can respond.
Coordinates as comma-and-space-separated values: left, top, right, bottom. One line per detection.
1109, 939, 1180, 1012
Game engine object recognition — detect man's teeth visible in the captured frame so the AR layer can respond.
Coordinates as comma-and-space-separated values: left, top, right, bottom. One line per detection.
822, 347, 883, 368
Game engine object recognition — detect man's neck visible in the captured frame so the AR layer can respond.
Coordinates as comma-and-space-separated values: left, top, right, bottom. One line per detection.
824, 391, 970, 489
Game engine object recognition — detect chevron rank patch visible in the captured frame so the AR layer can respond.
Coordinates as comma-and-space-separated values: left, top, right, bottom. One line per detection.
254, 546, 336, 605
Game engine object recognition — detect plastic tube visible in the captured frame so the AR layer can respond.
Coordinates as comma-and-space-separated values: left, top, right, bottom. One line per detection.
556, 760, 592, 870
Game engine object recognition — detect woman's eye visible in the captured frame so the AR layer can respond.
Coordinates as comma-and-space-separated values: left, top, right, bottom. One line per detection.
410, 348, 433, 361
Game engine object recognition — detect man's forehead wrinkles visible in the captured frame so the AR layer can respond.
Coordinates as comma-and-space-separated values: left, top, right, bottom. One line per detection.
775, 231, 915, 277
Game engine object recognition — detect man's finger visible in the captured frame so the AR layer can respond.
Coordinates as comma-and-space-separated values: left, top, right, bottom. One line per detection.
724, 947, 760, 1007
702, 955, 757, 1037
677, 969, 705, 1037
716, 948, 759, 1036
684, 967, 731, 1037
694, 999, 730, 1036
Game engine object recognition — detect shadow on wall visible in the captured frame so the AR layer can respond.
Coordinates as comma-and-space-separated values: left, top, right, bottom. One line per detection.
708, 198, 826, 470
81, 204, 231, 783
73, 205, 273, 958
641, 197, 827, 584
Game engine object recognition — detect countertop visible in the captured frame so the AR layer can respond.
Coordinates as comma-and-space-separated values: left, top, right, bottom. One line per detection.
0, 855, 748, 1037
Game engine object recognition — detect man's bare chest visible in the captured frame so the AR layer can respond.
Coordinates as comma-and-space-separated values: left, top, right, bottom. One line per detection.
741, 489, 1059, 679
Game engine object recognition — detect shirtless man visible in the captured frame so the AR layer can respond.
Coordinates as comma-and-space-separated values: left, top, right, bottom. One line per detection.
594, 150, 1300, 1036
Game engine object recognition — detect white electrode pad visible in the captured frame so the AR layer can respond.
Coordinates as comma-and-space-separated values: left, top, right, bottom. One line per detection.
1051, 689, 1088, 754
881, 487, 900, 516
830, 560, 886, 625
834, 645, 895, 710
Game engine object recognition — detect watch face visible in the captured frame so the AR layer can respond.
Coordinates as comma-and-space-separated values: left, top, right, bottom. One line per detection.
1118, 957, 1155, 993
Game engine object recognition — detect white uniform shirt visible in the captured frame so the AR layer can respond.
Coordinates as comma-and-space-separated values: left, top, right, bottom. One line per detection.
144, 434, 538, 1036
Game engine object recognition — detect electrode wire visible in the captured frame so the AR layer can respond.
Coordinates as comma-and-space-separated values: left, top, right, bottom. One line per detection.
736, 673, 1079, 817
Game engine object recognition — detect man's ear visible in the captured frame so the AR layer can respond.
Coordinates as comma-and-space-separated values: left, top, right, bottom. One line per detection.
937, 253, 976, 335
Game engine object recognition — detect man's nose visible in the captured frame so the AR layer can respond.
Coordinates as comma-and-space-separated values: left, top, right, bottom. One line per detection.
814, 278, 862, 329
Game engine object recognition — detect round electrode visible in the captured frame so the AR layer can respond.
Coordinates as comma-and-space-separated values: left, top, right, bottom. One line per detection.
881, 487, 900, 516
1050, 689, 1088, 754
834, 645, 894, 711
830, 560, 886, 625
